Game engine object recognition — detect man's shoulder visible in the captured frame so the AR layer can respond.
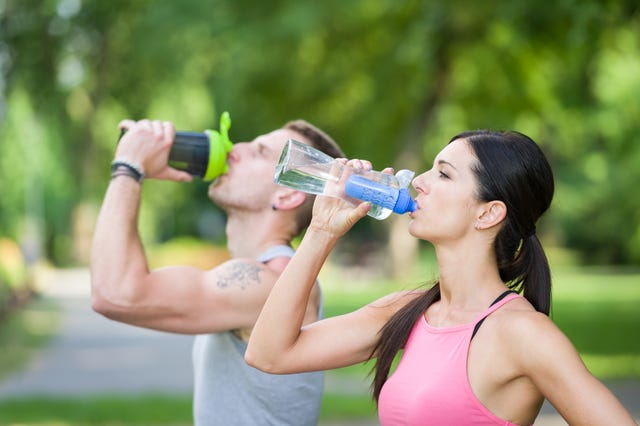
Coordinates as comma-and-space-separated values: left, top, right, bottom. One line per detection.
208, 258, 278, 290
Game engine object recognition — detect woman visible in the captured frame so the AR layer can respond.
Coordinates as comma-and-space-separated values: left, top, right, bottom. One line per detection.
246, 130, 635, 425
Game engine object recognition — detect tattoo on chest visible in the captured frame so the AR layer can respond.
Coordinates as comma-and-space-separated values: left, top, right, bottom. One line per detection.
217, 263, 263, 290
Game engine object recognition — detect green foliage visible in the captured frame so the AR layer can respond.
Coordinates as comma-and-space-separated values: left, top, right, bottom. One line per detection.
146, 236, 229, 269
1, 0, 639, 264
0, 238, 31, 319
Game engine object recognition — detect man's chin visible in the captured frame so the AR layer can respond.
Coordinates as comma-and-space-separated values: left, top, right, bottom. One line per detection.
207, 181, 222, 203
208, 175, 226, 191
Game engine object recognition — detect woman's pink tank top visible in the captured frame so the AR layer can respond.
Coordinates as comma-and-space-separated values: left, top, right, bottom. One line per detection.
378, 293, 524, 425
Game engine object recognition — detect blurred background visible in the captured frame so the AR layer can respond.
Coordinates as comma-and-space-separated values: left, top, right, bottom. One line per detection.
0, 0, 639, 424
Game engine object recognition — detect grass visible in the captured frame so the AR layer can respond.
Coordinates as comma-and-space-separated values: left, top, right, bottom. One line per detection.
0, 256, 638, 425
551, 266, 640, 378
0, 395, 193, 425
0, 394, 379, 425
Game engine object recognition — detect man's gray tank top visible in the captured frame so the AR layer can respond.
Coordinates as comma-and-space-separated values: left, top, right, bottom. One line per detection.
192, 245, 324, 425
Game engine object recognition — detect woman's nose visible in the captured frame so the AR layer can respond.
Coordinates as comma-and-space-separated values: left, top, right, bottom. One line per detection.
412, 171, 429, 193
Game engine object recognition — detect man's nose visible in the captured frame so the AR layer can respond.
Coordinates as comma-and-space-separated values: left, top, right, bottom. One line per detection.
227, 143, 246, 163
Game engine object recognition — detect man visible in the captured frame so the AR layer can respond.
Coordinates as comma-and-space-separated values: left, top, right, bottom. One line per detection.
90, 117, 344, 425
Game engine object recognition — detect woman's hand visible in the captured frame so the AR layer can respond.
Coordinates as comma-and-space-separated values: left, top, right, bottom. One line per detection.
309, 158, 379, 238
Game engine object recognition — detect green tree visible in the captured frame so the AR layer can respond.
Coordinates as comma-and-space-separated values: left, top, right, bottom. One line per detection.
1, 0, 639, 268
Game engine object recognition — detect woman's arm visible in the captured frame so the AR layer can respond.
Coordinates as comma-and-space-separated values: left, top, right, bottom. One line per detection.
245, 187, 375, 372
512, 313, 636, 424
246, 159, 416, 373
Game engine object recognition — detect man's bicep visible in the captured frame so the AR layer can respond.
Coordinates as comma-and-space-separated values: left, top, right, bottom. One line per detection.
192, 259, 276, 332
118, 260, 270, 334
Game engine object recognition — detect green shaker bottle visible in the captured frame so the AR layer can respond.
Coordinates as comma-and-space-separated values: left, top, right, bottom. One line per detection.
169, 111, 233, 181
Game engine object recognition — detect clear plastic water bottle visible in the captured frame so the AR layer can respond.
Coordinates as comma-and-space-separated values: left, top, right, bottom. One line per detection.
274, 139, 416, 220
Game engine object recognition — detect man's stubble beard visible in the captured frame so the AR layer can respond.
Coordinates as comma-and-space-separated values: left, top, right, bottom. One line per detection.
207, 179, 231, 211
207, 180, 255, 214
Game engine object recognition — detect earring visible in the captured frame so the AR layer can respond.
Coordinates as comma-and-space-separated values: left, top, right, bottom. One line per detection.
474, 223, 480, 230
271, 204, 277, 211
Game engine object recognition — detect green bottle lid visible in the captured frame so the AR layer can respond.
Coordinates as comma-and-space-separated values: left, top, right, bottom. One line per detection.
203, 111, 233, 181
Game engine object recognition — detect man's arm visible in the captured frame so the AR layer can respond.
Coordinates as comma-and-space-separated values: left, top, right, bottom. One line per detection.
90, 172, 283, 334
90, 120, 282, 334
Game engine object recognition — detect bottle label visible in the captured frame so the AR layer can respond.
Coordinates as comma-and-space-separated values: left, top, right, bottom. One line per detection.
345, 175, 399, 210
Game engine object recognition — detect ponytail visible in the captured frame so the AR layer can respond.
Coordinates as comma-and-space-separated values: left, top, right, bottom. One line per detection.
519, 235, 551, 315
496, 225, 552, 315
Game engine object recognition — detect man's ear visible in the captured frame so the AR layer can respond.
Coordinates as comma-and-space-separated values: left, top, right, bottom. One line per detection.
476, 200, 507, 230
272, 189, 307, 211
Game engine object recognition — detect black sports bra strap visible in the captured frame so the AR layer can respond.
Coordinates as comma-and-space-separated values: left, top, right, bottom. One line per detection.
489, 289, 517, 307
471, 290, 518, 340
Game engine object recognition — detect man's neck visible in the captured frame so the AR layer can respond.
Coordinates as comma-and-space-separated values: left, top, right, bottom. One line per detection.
224, 210, 291, 259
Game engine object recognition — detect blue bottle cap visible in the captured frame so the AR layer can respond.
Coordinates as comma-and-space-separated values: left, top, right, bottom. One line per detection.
393, 188, 417, 214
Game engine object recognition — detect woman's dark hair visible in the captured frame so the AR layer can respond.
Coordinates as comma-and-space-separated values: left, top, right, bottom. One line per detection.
370, 130, 555, 402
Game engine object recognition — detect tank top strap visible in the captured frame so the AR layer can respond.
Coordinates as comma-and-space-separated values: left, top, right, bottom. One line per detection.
256, 245, 295, 263
471, 290, 520, 340
255, 244, 324, 320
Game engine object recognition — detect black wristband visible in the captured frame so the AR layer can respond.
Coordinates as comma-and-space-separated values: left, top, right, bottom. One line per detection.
111, 160, 145, 183
111, 169, 142, 183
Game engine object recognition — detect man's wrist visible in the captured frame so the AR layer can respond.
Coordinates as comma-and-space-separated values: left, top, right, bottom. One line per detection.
111, 159, 145, 183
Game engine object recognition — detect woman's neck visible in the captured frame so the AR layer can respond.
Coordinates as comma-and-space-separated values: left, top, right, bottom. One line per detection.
435, 243, 506, 310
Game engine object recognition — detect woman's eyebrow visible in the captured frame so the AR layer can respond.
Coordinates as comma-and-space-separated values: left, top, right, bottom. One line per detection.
437, 159, 457, 170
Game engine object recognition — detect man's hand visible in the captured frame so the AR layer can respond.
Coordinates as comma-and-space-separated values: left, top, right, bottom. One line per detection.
116, 119, 192, 182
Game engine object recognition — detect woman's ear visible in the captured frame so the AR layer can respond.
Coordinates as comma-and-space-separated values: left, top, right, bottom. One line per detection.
476, 201, 507, 230
272, 189, 307, 211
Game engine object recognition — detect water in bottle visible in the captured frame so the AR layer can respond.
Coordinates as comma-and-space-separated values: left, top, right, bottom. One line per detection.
274, 139, 416, 220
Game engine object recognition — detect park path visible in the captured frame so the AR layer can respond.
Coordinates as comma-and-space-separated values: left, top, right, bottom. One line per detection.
0, 267, 637, 425
0, 267, 194, 398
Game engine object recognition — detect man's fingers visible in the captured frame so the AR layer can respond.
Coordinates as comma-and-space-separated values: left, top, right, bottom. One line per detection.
162, 121, 175, 142
152, 120, 164, 136
163, 168, 193, 183
118, 119, 136, 130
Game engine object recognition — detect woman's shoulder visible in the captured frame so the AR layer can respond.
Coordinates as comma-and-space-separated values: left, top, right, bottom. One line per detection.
491, 296, 554, 334
491, 296, 570, 359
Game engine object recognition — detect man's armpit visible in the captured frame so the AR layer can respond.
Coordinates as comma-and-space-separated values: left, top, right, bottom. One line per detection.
216, 262, 264, 290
